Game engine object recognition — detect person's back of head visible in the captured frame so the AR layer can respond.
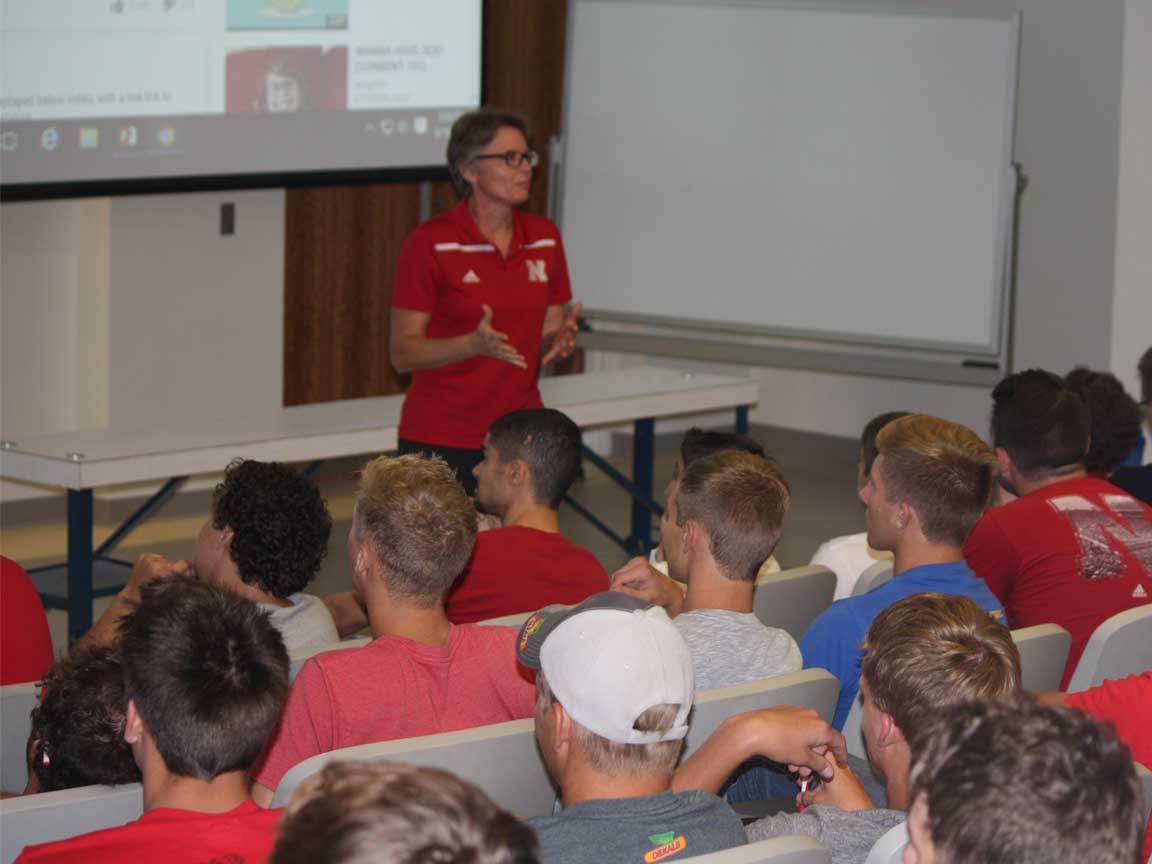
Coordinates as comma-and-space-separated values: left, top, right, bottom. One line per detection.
679, 428, 765, 469
517, 593, 693, 788
352, 454, 477, 606
673, 450, 789, 582
1139, 346, 1152, 411
485, 408, 583, 509
1064, 367, 1143, 475
905, 700, 1144, 864
26, 645, 141, 794
858, 410, 912, 489
205, 458, 332, 599
990, 368, 1090, 482
119, 575, 289, 779
870, 414, 996, 548
860, 593, 1021, 749
270, 761, 540, 864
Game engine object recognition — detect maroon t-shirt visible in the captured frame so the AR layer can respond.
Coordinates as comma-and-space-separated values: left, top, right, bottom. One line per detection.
446, 526, 608, 623
964, 476, 1152, 687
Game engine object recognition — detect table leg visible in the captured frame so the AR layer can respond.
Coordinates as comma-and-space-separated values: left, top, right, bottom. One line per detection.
67, 489, 94, 644
631, 418, 655, 554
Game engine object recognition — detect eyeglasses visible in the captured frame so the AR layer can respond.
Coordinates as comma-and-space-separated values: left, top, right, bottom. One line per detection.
471, 150, 539, 169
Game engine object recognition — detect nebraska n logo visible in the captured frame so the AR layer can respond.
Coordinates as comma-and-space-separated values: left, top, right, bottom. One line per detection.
1048, 493, 1152, 581
525, 259, 548, 282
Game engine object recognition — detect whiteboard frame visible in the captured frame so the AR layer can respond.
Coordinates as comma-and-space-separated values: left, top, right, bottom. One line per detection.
558, 0, 1022, 383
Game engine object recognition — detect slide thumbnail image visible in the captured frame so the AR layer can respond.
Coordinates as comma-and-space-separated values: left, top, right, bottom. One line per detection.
225, 46, 348, 113
227, 0, 349, 31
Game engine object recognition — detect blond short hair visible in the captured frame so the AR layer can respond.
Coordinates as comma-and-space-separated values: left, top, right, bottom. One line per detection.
675, 451, 790, 582
354, 455, 477, 605
536, 672, 683, 778
860, 593, 1021, 744
875, 414, 996, 546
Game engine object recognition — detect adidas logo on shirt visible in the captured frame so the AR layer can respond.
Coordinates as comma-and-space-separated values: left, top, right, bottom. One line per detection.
1134, 584, 1148, 600
462, 270, 480, 284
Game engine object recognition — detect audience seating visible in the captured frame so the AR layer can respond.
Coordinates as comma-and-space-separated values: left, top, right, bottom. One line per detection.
0, 783, 143, 864
475, 611, 534, 627
1011, 624, 1072, 692
863, 821, 908, 864
679, 835, 832, 863
0, 682, 38, 795
271, 668, 840, 813
753, 566, 837, 640
851, 561, 894, 597
1065, 604, 1152, 692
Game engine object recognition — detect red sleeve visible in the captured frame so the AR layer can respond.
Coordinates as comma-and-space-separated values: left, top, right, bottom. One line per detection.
1064, 672, 1152, 767
252, 658, 337, 791
487, 627, 538, 718
548, 232, 573, 306
963, 510, 1016, 611
392, 229, 440, 313
1, 556, 54, 685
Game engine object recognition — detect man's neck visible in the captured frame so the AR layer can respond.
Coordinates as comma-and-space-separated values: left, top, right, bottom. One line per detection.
891, 542, 964, 578
367, 597, 452, 646
468, 197, 515, 247
560, 764, 672, 808
142, 768, 251, 814
1014, 465, 1088, 497
883, 748, 913, 812
501, 498, 561, 533
682, 561, 753, 614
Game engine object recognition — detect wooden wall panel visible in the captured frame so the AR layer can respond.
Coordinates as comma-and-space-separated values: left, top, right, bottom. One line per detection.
283, 1, 573, 405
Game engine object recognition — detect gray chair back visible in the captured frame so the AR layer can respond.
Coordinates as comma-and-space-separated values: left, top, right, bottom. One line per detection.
1066, 604, 1152, 692
852, 561, 894, 597
476, 611, 535, 628
0, 682, 39, 794
753, 566, 837, 640
863, 821, 908, 864
0, 783, 143, 864
1010, 624, 1071, 693
679, 835, 832, 863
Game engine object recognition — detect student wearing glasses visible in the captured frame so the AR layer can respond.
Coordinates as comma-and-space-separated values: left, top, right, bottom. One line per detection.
390, 108, 581, 495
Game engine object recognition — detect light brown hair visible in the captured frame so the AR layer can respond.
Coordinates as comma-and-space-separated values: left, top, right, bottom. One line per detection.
355, 455, 477, 605
860, 593, 1020, 744
875, 414, 996, 546
675, 450, 789, 582
271, 761, 540, 864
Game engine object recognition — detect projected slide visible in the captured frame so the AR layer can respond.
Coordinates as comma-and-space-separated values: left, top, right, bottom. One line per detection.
0, 0, 482, 191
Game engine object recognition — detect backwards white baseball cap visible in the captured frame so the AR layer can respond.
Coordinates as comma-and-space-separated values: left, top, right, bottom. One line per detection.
516, 592, 695, 745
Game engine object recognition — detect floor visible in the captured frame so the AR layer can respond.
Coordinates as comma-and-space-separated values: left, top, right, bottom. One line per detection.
0, 424, 865, 658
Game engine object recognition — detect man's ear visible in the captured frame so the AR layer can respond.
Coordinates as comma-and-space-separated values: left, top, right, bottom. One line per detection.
994, 447, 1013, 477
124, 699, 145, 745
508, 458, 529, 489
895, 501, 914, 532
875, 711, 905, 751
682, 518, 706, 558
550, 701, 575, 758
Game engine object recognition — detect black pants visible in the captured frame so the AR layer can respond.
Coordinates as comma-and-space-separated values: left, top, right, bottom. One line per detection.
397, 438, 483, 497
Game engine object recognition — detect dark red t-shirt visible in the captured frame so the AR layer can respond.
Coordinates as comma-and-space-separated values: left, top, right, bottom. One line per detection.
393, 201, 573, 450
16, 799, 279, 863
1, 556, 53, 686
964, 476, 1152, 687
446, 526, 608, 623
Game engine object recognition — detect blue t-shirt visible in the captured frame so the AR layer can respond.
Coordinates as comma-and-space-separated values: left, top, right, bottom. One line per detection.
799, 560, 1004, 729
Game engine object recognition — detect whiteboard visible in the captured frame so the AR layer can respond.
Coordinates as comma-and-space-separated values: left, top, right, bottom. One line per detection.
559, 0, 1019, 364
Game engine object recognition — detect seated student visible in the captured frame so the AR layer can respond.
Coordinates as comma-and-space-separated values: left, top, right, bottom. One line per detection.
517, 592, 748, 864
23, 646, 140, 795
904, 700, 1144, 864
808, 411, 908, 599
251, 455, 536, 806
652, 427, 781, 576
612, 450, 801, 690
1111, 345, 1152, 505
325, 409, 607, 631
800, 414, 1003, 729
17, 576, 289, 863
964, 369, 1152, 687
83, 459, 338, 654
674, 593, 1022, 864
269, 761, 540, 864
0, 555, 53, 686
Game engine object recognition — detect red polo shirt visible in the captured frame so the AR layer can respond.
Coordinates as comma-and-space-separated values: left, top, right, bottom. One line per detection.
394, 201, 572, 450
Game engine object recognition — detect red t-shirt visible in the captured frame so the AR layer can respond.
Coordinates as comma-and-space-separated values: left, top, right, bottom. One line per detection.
964, 477, 1152, 687
252, 624, 536, 792
1, 556, 54, 685
393, 200, 573, 450
445, 526, 608, 623
1064, 672, 1152, 861
15, 799, 279, 863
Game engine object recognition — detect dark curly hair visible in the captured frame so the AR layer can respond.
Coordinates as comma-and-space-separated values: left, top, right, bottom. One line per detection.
212, 459, 332, 599
28, 646, 141, 792
1064, 367, 1143, 475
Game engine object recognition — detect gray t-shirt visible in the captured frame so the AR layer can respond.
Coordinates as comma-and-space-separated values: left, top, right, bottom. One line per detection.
528, 790, 746, 864
258, 592, 339, 655
745, 805, 906, 864
673, 610, 802, 690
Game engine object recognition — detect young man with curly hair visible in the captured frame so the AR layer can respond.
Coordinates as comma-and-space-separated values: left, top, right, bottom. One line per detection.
83, 459, 338, 654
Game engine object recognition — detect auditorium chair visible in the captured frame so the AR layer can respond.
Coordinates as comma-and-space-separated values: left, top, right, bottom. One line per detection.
1066, 604, 1152, 692
1010, 623, 1071, 693
752, 566, 837, 640
850, 561, 894, 597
